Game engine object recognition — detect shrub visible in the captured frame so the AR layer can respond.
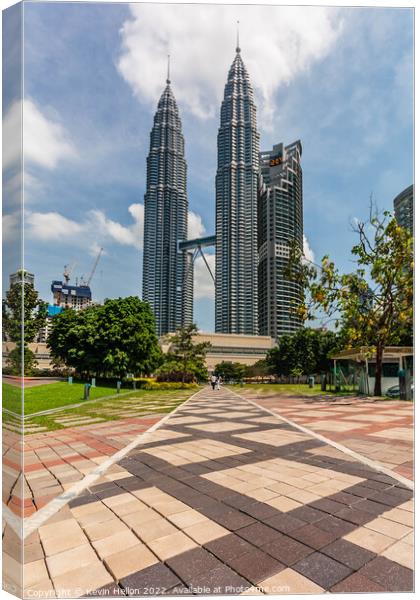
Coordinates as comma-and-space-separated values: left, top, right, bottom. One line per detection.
32, 367, 72, 377
129, 377, 155, 388
144, 381, 199, 390
156, 370, 195, 383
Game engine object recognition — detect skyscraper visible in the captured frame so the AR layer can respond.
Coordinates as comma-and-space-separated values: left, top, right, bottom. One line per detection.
215, 42, 260, 334
394, 184, 413, 235
142, 69, 193, 336
258, 141, 304, 339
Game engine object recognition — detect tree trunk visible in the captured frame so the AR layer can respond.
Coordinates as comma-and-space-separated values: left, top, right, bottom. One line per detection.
374, 345, 383, 397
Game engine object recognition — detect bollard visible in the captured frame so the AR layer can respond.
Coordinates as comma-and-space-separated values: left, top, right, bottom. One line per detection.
117, 381, 121, 393
91, 377, 96, 388
83, 383, 91, 400
68, 376, 73, 385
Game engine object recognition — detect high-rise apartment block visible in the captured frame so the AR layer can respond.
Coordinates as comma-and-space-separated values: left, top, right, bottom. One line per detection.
394, 184, 413, 235
142, 74, 193, 336
215, 45, 260, 335
9, 270, 35, 287
258, 141, 304, 339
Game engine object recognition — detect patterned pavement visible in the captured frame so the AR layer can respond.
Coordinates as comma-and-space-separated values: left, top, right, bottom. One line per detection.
3, 392, 188, 518
5, 387, 414, 597
3, 416, 163, 518
241, 391, 414, 481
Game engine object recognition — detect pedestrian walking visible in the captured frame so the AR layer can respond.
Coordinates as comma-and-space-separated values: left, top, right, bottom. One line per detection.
216, 376, 221, 390
210, 374, 217, 390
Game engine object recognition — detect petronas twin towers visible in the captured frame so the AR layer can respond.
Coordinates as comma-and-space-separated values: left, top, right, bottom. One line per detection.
142, 43, 303, 338
215, 44, 260, 335
142, 70, 193, 337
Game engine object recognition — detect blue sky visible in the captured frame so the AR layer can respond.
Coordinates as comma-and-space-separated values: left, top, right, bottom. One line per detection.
3, 3, 413, 331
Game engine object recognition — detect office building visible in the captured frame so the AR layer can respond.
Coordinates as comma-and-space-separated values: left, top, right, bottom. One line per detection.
142, 70, 193, 336
258, 141, 304, 339
161, 331, 275, 371
394, 184, 413, 235
215, 43, 260, 335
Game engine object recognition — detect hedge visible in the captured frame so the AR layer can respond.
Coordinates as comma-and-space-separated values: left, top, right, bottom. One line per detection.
143, 381, 199, 390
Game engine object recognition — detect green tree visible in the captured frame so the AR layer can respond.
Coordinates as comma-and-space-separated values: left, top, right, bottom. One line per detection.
287, 208, 413, 396
159, 324, 210, 382
267, 328, 339, 378
267, 333, 294, 377
7, 346, 37, 376
2, 271, 48, 375
245, 359, 272, 380
48, 297, 161, 378
47, 305, 100, 377
214, 361, 246, 381
96, 297, 161, 377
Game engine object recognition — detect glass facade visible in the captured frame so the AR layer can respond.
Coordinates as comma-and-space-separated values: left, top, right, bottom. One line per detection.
142, 79, 193, 335
258, 141, 304, 339
215, 47, 260, 335
394, 184, 413, 235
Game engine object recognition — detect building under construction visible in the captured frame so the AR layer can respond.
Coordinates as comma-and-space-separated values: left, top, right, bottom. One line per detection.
51, 248, 103, 311
50, 281, 92, 310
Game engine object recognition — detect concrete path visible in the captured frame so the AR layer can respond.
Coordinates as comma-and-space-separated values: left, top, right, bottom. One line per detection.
5, 388, 414, 597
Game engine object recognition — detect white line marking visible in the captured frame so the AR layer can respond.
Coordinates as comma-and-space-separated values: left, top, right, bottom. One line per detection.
2, 504, 23, 538
3, 388, 203, 540
229, 387, 414, 491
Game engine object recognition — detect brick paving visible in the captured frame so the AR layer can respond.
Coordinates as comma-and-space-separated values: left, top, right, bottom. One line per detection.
3, 392, 189, 519
3, 416, 162, 518
240, 390, 413, 480
5, 387, 413, 597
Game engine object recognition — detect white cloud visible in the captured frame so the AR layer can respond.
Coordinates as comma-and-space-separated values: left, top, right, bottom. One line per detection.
25, 202, 144, 251
88, 204, 143, 249
117, 5, 342, 126
26, 211, 84, 240
25, 203, 209, 256
303, 234, 315, 264
24, 99, 77, 168
2, 211, 20, 244
188, 210, 206, 239
194, 252, 215, 300
2, 101, 21, 170
3, 171, 22, 202
3, 99, 77, 171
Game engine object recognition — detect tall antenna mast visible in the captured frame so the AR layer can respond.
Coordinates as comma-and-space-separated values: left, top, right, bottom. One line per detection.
236, 20, 240, 52
166, 54, 171, 84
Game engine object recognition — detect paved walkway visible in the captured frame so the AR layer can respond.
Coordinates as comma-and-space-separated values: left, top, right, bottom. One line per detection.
5, 388, 414, 597
3, 416, 163, 518
242, 392, 414, 481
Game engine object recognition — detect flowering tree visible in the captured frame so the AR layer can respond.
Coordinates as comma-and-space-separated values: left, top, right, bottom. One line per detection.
287, 208, 413, 396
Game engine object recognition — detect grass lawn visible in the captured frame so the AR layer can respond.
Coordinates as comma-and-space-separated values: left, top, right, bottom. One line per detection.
2, 381, 134, 415
230, 383, 357, 397
23, 388, 197, 433
2, 383, 21, 413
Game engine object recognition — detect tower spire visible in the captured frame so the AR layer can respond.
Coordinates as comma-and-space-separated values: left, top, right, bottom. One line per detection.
236, 20, 240, 53
166, 54, 171, 84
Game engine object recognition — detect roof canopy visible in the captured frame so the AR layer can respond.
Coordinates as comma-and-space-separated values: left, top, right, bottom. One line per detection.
331, 347, 413, 361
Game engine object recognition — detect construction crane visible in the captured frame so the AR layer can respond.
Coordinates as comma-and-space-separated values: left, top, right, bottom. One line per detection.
63, 263, 76, 284
84, 247, 104, 287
